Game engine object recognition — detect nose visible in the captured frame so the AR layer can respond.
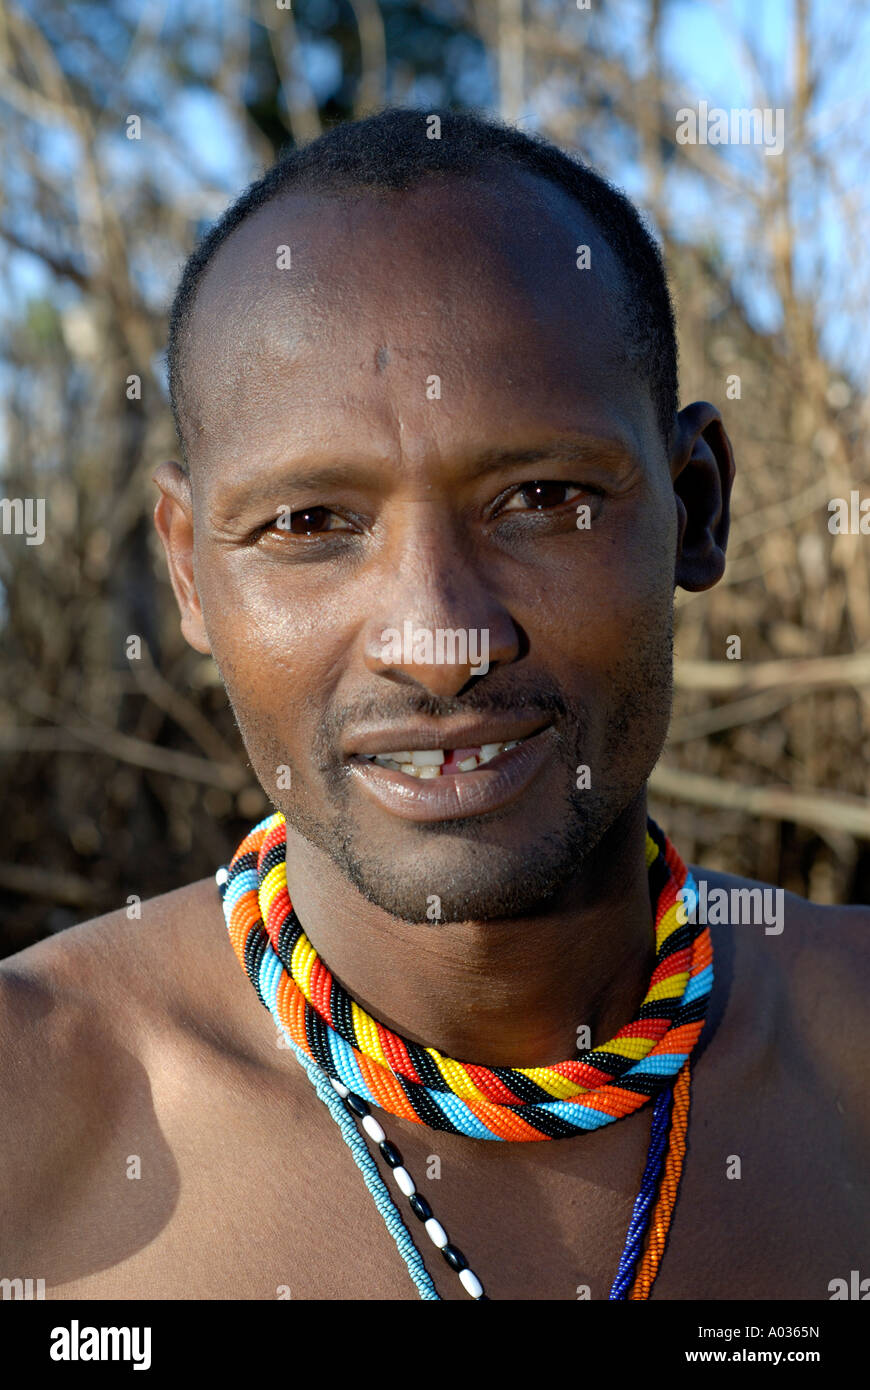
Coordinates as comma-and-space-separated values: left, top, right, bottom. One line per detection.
362, 515, 520, 698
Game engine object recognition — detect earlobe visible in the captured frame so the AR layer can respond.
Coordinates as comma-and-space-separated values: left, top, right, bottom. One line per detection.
180, 610, 212, 656
671, 401, 735, 593
152, 461, 212, 656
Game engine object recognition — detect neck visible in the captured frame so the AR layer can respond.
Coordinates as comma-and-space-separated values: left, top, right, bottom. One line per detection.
283, 792, 657, 1069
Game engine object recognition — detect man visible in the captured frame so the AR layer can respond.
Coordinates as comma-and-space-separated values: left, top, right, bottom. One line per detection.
1, 109, 867, 1301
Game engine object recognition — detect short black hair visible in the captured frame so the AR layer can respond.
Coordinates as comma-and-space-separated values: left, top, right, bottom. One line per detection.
167, 107, 678, 470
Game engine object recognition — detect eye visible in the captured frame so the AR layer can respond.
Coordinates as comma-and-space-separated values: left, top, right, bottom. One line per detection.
499, 481, 587, 512
267, 505, 355, 537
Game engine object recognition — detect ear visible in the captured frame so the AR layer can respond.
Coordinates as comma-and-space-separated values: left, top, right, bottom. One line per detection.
152, 461, 212, 654
670, 400, 735, 592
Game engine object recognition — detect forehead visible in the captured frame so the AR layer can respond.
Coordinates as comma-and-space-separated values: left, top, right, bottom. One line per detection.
182, 168, 650, 479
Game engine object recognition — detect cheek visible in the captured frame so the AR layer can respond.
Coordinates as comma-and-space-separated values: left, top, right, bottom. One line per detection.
521, 500, 675, 654
195, 551, 356, 757
514, 504, 675, 755
198, 539, 352, 673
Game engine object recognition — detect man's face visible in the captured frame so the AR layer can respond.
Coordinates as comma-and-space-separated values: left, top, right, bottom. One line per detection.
175, 170, 682, 922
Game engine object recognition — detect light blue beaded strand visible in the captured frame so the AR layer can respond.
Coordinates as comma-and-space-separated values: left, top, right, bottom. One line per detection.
283, 1028, 442, 1300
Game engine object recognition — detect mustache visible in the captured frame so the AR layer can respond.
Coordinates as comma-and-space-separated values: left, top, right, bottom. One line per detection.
314, 678, 578, 767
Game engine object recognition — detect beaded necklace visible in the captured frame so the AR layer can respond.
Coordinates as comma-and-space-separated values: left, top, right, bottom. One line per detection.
218, 812, 712, 1299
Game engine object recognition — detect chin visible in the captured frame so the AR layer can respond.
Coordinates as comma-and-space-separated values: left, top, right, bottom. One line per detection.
336, 832, 591, 925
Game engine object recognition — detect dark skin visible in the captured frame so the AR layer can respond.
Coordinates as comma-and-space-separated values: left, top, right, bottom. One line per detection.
155, 170, 732, 1066
0, 169, 866, 1300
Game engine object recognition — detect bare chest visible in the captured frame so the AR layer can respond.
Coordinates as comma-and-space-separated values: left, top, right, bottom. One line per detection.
45, 1036, 864, 1302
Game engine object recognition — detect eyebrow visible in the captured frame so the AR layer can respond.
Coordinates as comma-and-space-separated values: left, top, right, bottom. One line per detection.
461, 436, 639, 478
213, 435, 639, 507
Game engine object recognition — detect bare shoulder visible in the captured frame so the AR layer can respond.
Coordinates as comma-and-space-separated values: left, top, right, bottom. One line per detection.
0, 873, 220, 1111
690, 863, 869, 1102
689, 861, 870, 961
0, 874, 226, 1044
0, 876, 248, 1267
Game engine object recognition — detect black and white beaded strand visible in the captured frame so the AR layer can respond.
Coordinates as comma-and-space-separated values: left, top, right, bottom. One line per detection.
330, 1077, 489, 1300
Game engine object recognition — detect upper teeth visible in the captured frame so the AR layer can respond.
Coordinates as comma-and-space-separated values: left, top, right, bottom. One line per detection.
362, 740, 522, 776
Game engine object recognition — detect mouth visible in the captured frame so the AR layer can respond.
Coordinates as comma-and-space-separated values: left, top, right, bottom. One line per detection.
353, 738, 526, 778
345, 724, 556, 822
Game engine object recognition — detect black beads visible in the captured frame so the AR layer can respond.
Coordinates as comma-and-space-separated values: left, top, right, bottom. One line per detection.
344, 1091, 369, 1118
408, 1192, 433, 1222
378, 1139, 403, 1168
441, 1243, 469, 1273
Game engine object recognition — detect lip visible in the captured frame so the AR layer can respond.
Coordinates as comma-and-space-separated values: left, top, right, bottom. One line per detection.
343, 715, 552, 759
346, 724, 556, 822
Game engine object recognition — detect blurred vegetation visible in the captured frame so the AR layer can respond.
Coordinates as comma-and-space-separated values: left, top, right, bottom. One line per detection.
1, 0, 869, 957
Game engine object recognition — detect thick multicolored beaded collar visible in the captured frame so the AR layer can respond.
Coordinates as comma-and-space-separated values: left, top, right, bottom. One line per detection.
219, 812, 713, 1142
